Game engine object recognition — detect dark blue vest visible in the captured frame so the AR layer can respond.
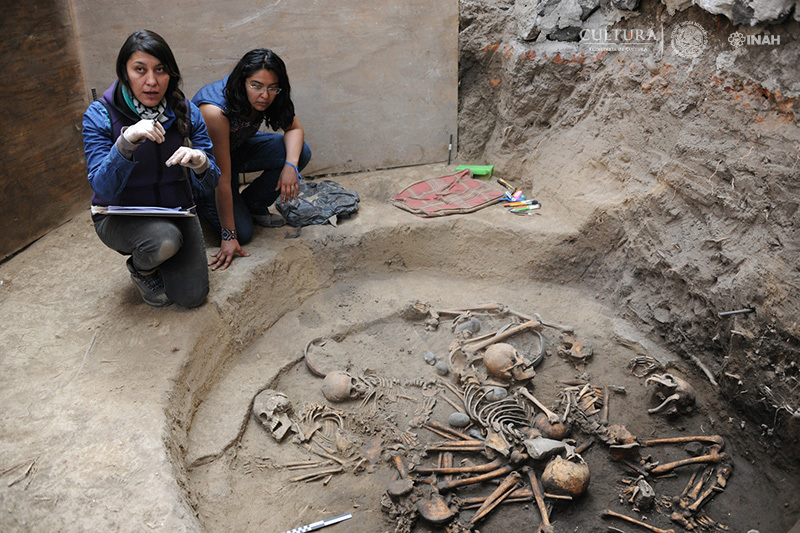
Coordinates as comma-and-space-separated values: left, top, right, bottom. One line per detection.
92, 82, 193, 208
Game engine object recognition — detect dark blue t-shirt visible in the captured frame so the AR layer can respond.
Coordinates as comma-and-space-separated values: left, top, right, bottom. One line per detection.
192, 77, 262, 151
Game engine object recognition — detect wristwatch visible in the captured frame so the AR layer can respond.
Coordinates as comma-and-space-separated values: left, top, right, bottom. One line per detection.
221, 228, 237, 241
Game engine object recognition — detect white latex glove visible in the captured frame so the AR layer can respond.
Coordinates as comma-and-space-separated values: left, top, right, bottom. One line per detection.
122, 118, 166, 144
165, 146, 208, 171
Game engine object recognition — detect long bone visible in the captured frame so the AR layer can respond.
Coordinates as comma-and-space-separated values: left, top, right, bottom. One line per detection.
436, 304, 506, 316
436, 465, 514, 491
649, 451, 728, 476
469, 471, 522, 525
461, 487, 533, 506
642, 435, 724, 450
463, 320, 542, 354
519, 388, 560, 424
599, 386, 610, 425
683, 467, 713, 509
523, 466, 554, 533
687, 464, 732, 513
677, 466, 703, 502
424, 421, 473, 441
602, 509, 676, 533
461, 323, 516, 346
415, 458, 505, 475
441, 452, 454, 483
533, 312, 575, 334
561, 392, 573, 423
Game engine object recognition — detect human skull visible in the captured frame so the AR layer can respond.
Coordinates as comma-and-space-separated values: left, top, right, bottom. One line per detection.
321, 371, 367, 403
645, 373, 696, 416
542, 456, 591, 497
252, 389, 294, 442
483, 343, 524, 381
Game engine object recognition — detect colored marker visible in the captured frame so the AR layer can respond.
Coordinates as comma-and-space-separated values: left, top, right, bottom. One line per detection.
503, 200, 540, 207
510, 205, 541, 213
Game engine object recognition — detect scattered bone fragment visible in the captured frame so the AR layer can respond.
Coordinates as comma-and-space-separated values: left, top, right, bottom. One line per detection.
387, 455, 414, 498
290, 466, 344, 482
453, 315, 482, 339
417, 493, 455, 525
484, 430, 512, 457
645, 373, 696, 415
559, 335, 594, 363
634, 479, 655, 511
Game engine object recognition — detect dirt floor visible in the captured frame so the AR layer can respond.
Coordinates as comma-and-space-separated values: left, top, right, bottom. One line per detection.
2, 1, 800, 531
1, 162, 797, 532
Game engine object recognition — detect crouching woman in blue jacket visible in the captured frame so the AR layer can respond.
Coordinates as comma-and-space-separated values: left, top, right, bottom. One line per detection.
82, 30, 220, 308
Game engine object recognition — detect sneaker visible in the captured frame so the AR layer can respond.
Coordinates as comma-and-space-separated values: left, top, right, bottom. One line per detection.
251, 210, 285, 228
126, 258, 172, 307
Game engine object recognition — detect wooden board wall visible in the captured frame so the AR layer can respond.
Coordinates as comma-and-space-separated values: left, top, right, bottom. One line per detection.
0, 0, 90, 260
70, 0, 459, 176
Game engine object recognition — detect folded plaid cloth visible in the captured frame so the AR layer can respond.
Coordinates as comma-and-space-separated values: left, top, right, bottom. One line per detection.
391, 169, 504, 217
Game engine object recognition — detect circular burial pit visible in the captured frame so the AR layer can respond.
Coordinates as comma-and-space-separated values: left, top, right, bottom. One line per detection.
178, 215, 798, 532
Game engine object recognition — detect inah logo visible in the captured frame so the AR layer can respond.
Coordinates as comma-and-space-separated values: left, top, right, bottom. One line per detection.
671, 21, 707, 59
728, 32, 746, 48
728, 31, 781, 47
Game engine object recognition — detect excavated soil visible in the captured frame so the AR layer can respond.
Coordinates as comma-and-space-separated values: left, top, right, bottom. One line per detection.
184, 273, 797, 532
2, 0, 799, 532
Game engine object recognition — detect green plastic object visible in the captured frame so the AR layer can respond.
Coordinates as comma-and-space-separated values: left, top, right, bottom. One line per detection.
455, 164, 494, 178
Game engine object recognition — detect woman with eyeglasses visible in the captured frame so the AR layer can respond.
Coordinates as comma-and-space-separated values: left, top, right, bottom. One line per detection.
82, 29, 220, 308
192, 48, 311, 270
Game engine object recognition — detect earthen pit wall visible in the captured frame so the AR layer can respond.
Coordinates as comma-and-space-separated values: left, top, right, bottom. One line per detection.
457, 0, 800, 466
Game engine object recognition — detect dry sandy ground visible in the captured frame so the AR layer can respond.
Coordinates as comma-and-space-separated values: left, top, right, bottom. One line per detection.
1, 163, 797, 532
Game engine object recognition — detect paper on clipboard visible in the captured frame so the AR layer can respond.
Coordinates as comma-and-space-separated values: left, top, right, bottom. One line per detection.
91, 205, 196, 217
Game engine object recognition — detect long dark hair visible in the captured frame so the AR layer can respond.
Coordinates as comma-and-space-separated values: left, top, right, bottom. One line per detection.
224, 48, 295, 131
115, 29, 190, 139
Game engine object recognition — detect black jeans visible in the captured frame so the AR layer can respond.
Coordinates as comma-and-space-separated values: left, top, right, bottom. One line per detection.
195, 132, 312, 244
94, 214, 209, 308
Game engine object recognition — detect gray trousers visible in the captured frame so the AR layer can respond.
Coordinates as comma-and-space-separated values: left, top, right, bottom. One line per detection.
94, 215, 209, 308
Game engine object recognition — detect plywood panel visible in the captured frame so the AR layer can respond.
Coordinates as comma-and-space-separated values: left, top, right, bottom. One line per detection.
71, 0, 458, 175
0, 0, 91, 260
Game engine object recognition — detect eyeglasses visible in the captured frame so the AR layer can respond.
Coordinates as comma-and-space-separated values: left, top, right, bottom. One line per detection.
247, 83, 282, 95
